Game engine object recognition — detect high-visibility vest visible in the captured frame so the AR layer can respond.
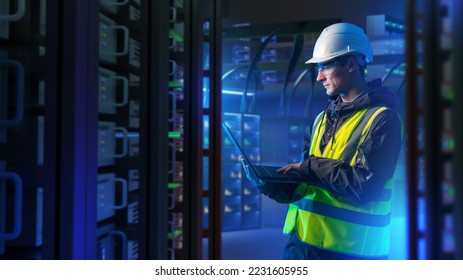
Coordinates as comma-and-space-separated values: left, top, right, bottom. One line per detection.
283, 106, 394, 257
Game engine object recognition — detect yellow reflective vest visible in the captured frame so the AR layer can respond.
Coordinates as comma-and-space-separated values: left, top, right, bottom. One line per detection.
283, 106, 393, 258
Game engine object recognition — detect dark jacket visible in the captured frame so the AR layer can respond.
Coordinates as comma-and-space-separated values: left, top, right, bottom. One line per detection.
259, 78, 403, 204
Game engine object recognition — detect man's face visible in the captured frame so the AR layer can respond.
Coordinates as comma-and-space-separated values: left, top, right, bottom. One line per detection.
315, 57, 350, 96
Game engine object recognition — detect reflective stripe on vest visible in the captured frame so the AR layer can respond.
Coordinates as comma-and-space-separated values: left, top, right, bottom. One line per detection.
283, 106, 393, 257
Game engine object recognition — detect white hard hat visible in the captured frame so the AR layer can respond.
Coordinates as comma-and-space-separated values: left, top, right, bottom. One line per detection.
305, 22, 373, 65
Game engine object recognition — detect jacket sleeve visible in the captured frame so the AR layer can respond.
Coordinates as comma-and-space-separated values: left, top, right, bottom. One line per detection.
298, 110, 403, 204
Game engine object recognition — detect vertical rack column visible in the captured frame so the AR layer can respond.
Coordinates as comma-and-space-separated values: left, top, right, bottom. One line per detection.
203, 0, 222, 259
422, 0, 444, 260
451, 0, 463, 260
147, 0, 169, 260
182, 0, 206, 259
405, 0, 420, 260
438, 0, 457, 259
166, 0, 186, 260
449, 1, 463, 260
59, 0, 99, 259
407, 0, 462, 260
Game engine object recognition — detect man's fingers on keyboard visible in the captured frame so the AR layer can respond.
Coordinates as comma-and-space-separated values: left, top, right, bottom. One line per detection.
277, 165, 290, 173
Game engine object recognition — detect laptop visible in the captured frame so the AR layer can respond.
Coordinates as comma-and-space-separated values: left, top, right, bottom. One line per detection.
222, 122, 307, 183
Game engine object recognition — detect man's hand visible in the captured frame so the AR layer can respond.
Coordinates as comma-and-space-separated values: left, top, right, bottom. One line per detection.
240, 157, 265, 186
277, 163, 302, 174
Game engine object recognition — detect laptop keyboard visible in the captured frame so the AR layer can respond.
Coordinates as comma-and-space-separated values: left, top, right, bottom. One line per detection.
254, 165, 301, 178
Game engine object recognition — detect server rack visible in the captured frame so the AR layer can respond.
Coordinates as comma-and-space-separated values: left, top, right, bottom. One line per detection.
222, 112, 244, 231
167, 0, 222, 260
96, 0, 149, 260
406, 0, 463, 259
1, 0, 60, 259
1, 0, 222, 260
241, 114, 261, 229
222, 113, 261, 231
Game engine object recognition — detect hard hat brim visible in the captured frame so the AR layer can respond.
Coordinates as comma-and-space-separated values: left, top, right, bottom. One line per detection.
304, 50, 353, 65
305, 51, 372, 65
304, 53, 343, 65
304, 57, 328, 64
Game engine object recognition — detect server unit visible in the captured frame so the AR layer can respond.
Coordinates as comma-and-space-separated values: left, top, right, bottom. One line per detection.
222, 113, 261, 231
1, 0, 223, 260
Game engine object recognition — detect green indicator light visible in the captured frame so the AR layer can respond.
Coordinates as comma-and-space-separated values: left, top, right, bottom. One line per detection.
169, 29, 184, 42
169, 131, 182, 138
169, 81, 183, 88
168, 230, 182, 239
168, 182, 182, 189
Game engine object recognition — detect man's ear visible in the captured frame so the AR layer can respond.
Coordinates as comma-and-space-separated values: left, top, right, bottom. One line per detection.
347, 56, 357, 73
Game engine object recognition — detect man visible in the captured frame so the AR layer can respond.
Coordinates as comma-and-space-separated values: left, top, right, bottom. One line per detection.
241, 22, 403, 260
